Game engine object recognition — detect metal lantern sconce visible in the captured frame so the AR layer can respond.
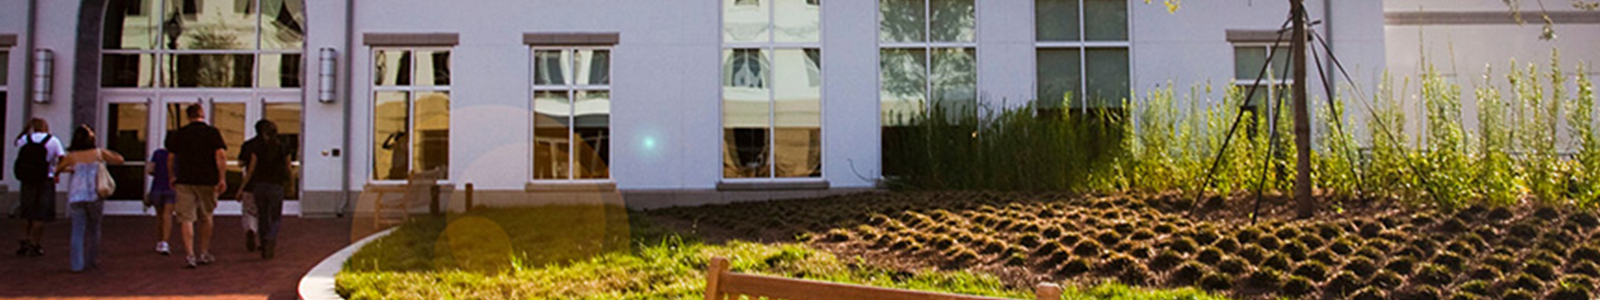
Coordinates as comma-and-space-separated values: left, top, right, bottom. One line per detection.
318, 47, 337, 103
31, 49, 52, 103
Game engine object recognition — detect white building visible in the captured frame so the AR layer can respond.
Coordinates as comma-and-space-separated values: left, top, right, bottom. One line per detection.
8, 1, 1577, 217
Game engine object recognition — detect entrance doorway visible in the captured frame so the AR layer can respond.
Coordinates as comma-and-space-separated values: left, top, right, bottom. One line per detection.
102, 92, 303, 216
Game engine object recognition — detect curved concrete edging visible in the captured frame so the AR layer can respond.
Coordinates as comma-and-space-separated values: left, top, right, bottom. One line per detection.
298, 228, 396, 300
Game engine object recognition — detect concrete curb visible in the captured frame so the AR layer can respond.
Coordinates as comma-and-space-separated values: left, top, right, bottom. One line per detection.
298, 227, 395, 300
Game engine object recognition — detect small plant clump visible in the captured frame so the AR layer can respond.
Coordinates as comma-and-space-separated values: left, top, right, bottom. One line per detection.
1369, 270, 1404, 289
1149, 250, 1183, 271
1414, 263, 1453, 286
1170, 262, 1207, 286
1216, 257, 1248, 274
1198, 272, 1233, 292
1292, 261, 1330, 282
1325, 271, 1364, 296
1196, 247, 1225, 265
1280, 275, 1316, 297
1500, 288, 1537, 300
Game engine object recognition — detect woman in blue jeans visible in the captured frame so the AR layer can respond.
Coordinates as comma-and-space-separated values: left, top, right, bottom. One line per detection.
240, 120, 291, 259
56, 125, 123, 272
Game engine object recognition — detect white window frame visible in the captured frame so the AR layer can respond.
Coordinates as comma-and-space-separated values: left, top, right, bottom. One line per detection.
719, 0, 826, 181
1032, 0, 1131, 113
369, 46, 452, 183
529, 46, 613, 182
1231, 42, 1294, 110
877, 0, 980, 120
100, 0, 305, 91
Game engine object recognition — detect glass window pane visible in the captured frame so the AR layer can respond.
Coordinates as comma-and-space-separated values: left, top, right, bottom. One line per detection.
574, 91, 611, 179
724, 0, 771, 43
259, 53, 301, 88
416, 50, 450, 86
107, 103, 150, 162
533, 50, 568, 86
104, 0, 162, 50
932, 47, 976, 119
264, 103, 301, 199
260, 0, 304, 50
533, 90, 572, 180
163, 0, 259, 50
102, 54, 157, 88
1234, 46, 1267, 80
1035, 0, 1080, 42
879, 0, 926, 43
1085, 48, 1129, 107
1036, 48, 1081, 109
165, 54, 254, 88
373, 91, 410, 180
0, 52, 7, 84
1083, 0, 1127, 41
774, 0, 821, 43
414, 92, 449, 177
1269, 45, 1292, 80
929, 0, 975, 43
214, 102, 247, 199
575, 50, 609, 86
773, 49, 821, 178
880, 48, 927, 126
374, 50, 411, 86
723, 49, 771, 178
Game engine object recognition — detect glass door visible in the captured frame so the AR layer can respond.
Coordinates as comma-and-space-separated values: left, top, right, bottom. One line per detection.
113, 93, 302, 203
158, 94, 251, 201
105, 96, 154, 201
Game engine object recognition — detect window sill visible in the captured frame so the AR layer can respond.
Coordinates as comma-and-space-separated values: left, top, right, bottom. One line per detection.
525, 181, 617, 193
716, 180, 829, 191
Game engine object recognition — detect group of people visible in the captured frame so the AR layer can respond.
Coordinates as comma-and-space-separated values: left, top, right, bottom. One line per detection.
13, 104, 294, 272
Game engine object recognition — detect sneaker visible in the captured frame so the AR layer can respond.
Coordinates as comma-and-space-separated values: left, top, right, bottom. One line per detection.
156, 242, 170, 256
184, 256, 198, 269
198, 253, 215, 265
15, 240, 27, 256
261, 240, 275, 260
245, 231, 257, 252
26, 243, 43, 257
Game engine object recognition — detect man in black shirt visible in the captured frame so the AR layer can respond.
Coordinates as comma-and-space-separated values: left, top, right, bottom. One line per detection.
165, 104, 227, 268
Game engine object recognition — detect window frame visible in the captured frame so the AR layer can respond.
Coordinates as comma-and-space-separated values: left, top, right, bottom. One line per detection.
369, 46, 452, 183
1032, 0, 1131, 113
1231, 42, 1294, 110
100, 0, 305, 90
529, 46, 613, 182
877, 0, 981, 121
719, 0, 827, 181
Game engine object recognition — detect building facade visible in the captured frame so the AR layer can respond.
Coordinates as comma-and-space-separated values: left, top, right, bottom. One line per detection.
0, 0, 1394, 217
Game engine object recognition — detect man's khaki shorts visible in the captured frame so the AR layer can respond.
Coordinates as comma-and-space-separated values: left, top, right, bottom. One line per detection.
174, 184, 217, 223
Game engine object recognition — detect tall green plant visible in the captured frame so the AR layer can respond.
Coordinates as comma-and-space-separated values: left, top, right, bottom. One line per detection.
1511, 59, 1563, 203
1366, 73, 1417, 200
1420, 65, 1473, 206
1475, 66, 1521, 205
1570, 64, 1599, 206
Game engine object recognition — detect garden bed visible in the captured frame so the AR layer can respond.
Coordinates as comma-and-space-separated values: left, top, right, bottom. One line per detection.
647, 191, 1600, 300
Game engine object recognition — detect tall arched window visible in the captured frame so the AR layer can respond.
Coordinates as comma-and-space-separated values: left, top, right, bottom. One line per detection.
102, 0, 305, 88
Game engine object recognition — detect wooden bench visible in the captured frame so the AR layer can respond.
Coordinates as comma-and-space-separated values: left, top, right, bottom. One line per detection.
705, 257, 1062, 300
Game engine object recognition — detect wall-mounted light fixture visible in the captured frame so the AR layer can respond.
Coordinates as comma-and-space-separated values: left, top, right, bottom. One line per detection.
318, 47, 338, 103
31, 49, 52, 103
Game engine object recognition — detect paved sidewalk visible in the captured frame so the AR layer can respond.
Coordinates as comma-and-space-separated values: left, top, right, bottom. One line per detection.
0, 216, 351, 300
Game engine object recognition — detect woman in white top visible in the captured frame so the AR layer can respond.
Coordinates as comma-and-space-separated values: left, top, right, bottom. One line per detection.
55, 125, 123, 272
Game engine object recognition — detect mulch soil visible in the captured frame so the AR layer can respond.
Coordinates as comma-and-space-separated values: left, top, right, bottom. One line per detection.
0, 216, 351, 300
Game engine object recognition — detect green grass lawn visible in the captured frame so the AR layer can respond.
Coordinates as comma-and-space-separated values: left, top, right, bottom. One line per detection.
335, 205, 1228, 300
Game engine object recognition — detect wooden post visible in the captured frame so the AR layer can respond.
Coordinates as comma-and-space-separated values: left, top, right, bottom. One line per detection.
1034, 283, 1062, 300
464, 183, 475, 213
1291, 0, 1315, 218
705, 257, 729, 300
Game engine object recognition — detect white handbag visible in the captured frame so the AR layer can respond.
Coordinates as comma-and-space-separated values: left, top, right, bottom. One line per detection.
95, 151, 116, 198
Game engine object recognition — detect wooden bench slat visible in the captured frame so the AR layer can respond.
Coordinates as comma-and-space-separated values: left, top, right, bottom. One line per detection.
706, 257, 1059, 300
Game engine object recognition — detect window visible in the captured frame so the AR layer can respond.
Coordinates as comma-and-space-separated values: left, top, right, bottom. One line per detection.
722, 0, 823, 179
372, 48, 450, 181
101, 0, 305, 88
1233, 44, 1293, 114
1035, 0, 1129, 112
879, 0, 975, 176
1, 50, 7, 178
532, 48, 611, 180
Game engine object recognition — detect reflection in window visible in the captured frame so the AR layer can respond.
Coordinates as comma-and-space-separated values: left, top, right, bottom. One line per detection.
214, 102, 246, 199
880, 0, 974, 176
102, 0, 305, 88
264, 103, 302, 199
1035, 0, 1128, 112
533, 48, 610, 180
372, 48, 450, 181
107, 103, 148, 200
1232, 44, 1293, 122
725, 0, 822, 179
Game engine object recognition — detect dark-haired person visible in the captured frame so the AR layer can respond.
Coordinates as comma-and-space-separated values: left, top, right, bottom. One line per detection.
165, 104, 227, 268
14, 118, 64, 257
55, 125, 124, 272
146, 148, 175, 255
239, 120, 291, 259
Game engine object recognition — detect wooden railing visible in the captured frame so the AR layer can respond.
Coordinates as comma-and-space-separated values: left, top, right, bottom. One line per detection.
705, 257, 1062, 300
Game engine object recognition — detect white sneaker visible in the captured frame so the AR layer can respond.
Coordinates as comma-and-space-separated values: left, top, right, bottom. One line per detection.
156, 241, 170, 256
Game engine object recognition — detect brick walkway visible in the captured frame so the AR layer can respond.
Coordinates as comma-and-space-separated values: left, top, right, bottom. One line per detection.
0, 216, 352, 300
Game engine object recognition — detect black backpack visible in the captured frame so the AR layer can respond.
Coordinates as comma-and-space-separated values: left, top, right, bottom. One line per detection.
14, 134, 52, 182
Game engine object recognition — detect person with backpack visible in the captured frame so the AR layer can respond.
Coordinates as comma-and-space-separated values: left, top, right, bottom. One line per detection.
14, 118, 65, 257
239, 120, 291, 259
56, 125, 124, 272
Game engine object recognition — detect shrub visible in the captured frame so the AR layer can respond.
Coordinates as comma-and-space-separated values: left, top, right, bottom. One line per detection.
1329, 238, 1358, 255
1281, 275, 1316, 297
1061, 257, 1093, 275
1326, 271, 1364, 296
1235, 226, 1264, 243
1438, 218, 1469, 233
1274, 226, 1301, 240
1217, 257, 1249, 274
1238, 245, 1268, 261
1100, 253, 1137, 272
1167, 236, 1199, 254
1386, 256, 1418, 275
1041, 225, 1064, 238
1263, 254, 1292, 271
1359, 221, 1385, 238
1414, 263, 1453, 286
1149, 249, 1183, 271
1118, 264, 1153, 286
948, 248, 981, 265
1242, 268, 1282, 290
1212, 237, 1239, 253
1072, 239, 1102, 256
1058, 232, 1082, 246
1130, 228, 1157, 240
1486, 206, 1514, 221
1292, 261, 1330, 282
1170, 262, 1207, 286
1256, 235, 1282, 251
1297, 234, 1325, 249
1018, 233, 1043, 248
1344, 256, 1379, 275
1196, 247, 1225, 265
1095, 231, 1122, 246
1154, 223, 1178, 234
1033, 241, 1062, 257
1198, 272, 1234, 292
